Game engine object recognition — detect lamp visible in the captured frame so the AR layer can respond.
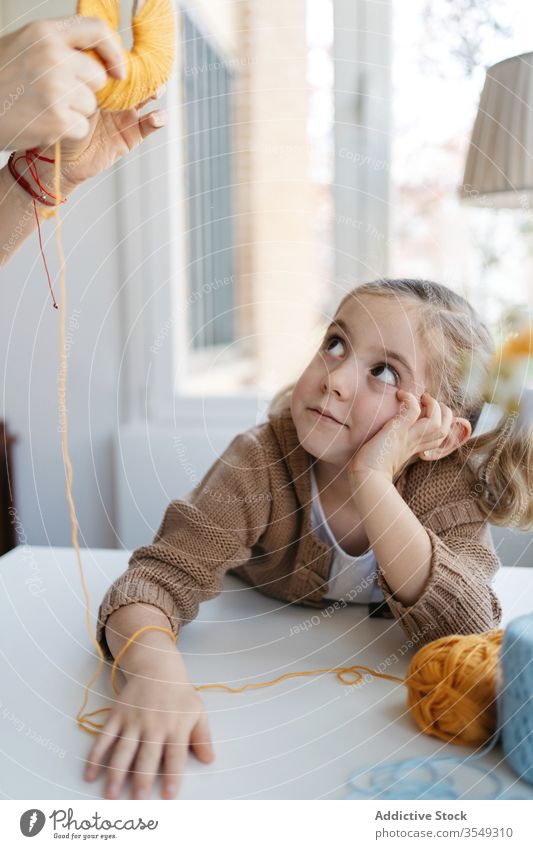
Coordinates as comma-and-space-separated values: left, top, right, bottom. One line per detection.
461, 51, 533, 208
459, 52, 533, 430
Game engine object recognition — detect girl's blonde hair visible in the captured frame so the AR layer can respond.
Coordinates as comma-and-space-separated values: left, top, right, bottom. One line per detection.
268, 278, 533, 530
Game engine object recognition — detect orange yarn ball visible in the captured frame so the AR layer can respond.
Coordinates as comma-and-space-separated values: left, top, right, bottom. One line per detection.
77, 0, 176, 111
405, 629, 504, 747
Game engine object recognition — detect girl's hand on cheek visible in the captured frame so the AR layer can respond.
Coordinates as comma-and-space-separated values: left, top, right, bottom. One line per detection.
347, 390, 455, 483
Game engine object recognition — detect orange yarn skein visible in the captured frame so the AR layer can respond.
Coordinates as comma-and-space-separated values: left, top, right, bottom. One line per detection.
76, 0, 176, 110
405, 629, 504, 746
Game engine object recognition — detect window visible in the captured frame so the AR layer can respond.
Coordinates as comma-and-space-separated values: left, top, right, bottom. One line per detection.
181, 9, 236, 350
172, 1, 335, 397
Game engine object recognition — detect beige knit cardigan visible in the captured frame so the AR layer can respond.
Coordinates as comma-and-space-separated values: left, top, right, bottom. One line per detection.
96, 408, 502, 660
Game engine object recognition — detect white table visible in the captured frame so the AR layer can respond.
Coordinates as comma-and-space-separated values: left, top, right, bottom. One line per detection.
1, 545, 532, 800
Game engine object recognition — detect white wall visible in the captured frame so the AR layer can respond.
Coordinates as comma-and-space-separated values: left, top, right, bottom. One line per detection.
0, 0, 127, 547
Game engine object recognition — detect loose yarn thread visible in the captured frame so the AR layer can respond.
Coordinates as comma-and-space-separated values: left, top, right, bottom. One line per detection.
41, 0, 175, 733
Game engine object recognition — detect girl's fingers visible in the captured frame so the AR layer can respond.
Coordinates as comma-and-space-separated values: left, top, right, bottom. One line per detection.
420, 391, 441, 425
161, 733, 190, 799
131, 738, 165, 800
416, 399, 455, 454
104, 725, 142, 799
85, 714, 123, 780
396, 390, 421, 425
190, 711, 215, 763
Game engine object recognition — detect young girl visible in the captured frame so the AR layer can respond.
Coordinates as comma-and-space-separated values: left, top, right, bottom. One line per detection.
85, 278, 532, 801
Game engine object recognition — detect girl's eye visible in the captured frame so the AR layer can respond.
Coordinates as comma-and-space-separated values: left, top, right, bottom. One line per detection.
371, 363, 400, 386
323, 334, 345, 358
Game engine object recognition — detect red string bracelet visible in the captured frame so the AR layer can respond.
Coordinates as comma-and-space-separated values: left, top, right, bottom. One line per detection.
8, 148, 69, 309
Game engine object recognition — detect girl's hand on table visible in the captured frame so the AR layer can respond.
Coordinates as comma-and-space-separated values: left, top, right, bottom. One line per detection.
84, 653, 215, 800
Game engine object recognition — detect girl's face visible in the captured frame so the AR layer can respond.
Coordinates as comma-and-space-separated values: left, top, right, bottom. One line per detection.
291, 294, 430, 467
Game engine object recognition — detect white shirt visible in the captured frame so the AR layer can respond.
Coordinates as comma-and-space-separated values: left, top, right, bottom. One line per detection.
309, 467, 385, 605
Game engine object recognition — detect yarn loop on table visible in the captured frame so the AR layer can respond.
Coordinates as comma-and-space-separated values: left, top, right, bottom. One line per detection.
77, 0, 176, 110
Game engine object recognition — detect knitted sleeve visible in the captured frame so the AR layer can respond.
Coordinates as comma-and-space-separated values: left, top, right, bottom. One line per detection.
95, 430, 272, 661
376, 461, 503, 646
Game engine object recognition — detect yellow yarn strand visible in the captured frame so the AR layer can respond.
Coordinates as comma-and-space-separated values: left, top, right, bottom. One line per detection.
75, 627, 507, 753
77, 624, 405, 736
77, 0, 176, 110
41, 0, 176, 735
46, 142, 107, 734
77, 624, 504, 751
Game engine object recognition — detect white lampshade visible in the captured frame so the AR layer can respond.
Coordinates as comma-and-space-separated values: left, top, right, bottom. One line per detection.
461, 51, 533, 208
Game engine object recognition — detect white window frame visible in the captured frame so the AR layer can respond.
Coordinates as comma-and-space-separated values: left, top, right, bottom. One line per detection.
333, 0, 392, 286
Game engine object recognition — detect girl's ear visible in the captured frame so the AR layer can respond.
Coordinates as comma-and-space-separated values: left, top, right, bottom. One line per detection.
420, 417, 472, 461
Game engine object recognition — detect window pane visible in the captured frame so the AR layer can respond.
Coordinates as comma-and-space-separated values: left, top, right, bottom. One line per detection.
179, 2, 334, 395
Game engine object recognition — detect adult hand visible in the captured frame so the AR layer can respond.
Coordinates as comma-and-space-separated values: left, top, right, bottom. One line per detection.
48, 90, 167, 194
9, 88, 167, 199
0, 16, 126, 150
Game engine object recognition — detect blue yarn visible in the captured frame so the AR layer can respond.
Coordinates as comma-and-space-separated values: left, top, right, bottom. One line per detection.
500, 612, 533, 784
346, 613, 533, 800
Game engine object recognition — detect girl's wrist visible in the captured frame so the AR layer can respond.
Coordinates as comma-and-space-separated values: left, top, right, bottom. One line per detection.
349, 466, 391, 487
114, 631, 185, 677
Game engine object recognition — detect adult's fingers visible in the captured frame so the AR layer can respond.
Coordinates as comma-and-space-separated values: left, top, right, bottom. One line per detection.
67, 82, 98, 118
138, 109, 167, 140
70, 50, 108, 93
134, 85, 166, 113
60, 110, 91, 141
84, 714, 123, 781
60, 16, 126, 80
104, 724, 142, 799
130, 738, 165, 800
